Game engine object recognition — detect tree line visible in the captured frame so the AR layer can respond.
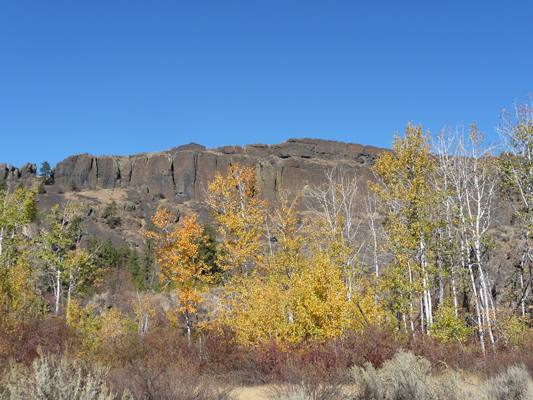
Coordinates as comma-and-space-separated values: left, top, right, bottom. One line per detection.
0, 96, 532, 357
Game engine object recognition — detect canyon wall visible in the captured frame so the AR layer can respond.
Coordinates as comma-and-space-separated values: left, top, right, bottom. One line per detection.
53, 138, 388, 203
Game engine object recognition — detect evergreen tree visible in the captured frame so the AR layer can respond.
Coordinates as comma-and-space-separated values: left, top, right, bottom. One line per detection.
101, 200, 121, 228
198, 221, 219, 276
37, 182, 46, 194
128, 249, 140, 280
138, 220, 158, 291
39, 161, 52, 184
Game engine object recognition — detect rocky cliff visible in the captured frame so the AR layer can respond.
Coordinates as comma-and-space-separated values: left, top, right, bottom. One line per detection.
53, 138, 388, 204
0, 162, 37, 181
0, 138, 520, 305
2, 138, 389, 249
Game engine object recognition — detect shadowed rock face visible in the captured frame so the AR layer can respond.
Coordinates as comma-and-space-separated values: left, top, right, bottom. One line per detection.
0, 162, 37, 181
53, 138, 389, 202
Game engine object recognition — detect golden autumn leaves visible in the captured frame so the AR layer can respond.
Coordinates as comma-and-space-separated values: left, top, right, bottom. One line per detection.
146, 162, 386, 345
145, 210, 212, 340
144, 112, 531, 348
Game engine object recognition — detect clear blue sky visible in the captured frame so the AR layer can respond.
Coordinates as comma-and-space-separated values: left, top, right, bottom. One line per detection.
1, 1, 530, 169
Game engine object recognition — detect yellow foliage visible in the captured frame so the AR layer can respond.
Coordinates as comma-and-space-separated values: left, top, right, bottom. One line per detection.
0, 187, 38, 323
145, 206, 213, 338
133, 292, 156, 336
496, 310, 532, 349
67, 299, 129, 358
204, 164, 391, 345
431, 298, 472, 343
370, 123, 438, 325
204, 162, 267, 276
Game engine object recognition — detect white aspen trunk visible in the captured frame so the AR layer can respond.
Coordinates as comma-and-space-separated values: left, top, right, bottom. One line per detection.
186, 310, 191, 344
460, 218, 487, 357
370, 217, 380, 280
420, 239, 432, 332
366, 199, 380, 305
451, 260, 458, 318
520, 253, 526, 316
423, 278, 431, 334
420, 297, 425, 334
474, 239, 495, 351
469, 265, 486, 357
55, 269, 61, 315
198, 326, 203, 358
447, 209, 459, 317
408, 262, 415, 332
143, 315, 148, 336
426, 289, 432, 332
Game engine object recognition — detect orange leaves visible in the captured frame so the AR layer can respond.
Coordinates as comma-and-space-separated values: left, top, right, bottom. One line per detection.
145, 207, 212, 317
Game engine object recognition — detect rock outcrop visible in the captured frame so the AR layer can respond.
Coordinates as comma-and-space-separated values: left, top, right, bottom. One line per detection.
53, 138, 388, 203
0, 162, 37, 181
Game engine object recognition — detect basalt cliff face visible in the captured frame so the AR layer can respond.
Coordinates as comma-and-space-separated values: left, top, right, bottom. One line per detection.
1, 138, 520, 306
0, 162, 37, 181
53, 138, 387, 204
2, 138, 388, 248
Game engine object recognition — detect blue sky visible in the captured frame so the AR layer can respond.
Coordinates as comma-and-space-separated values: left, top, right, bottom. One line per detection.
1, 1, 531, 169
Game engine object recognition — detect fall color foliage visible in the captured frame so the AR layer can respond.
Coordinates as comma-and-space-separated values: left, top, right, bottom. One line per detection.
4, 98, 533, 400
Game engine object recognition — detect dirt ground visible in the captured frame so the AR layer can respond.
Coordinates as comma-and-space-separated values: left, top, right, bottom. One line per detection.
232, 386, 269, 400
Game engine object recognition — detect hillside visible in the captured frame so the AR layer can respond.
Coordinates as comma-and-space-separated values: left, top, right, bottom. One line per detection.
0, 137, 521, 310
2, 135, 533, 399
1, 138, 388, 248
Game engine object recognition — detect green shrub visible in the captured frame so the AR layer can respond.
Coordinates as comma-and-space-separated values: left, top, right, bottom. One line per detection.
117, 361, 234, 400
37, 182, 46, 194
69, 179, 77, 191
267, 382, 352, 400
485, 364, 533, 400
351, 350, 457, 400
100, 200, 121, 228
1, 349, 117, 399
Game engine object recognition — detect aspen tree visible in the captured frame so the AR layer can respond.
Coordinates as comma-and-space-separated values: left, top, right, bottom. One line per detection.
204, 163, 267, 278
436, 125, 498, 355
370, 123, 438, 334
498, 96, 533, 316
306, 168, 385, 327
0, 187, 38, 322
306, 167, 365, 301
433, 128, 462, 317
204, 162, 268, 334
38, 202, 96, 314
205, 165, 373, 343
226, 192, 305, 343
145, 206, 211, 342
0, 187, 37, 257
